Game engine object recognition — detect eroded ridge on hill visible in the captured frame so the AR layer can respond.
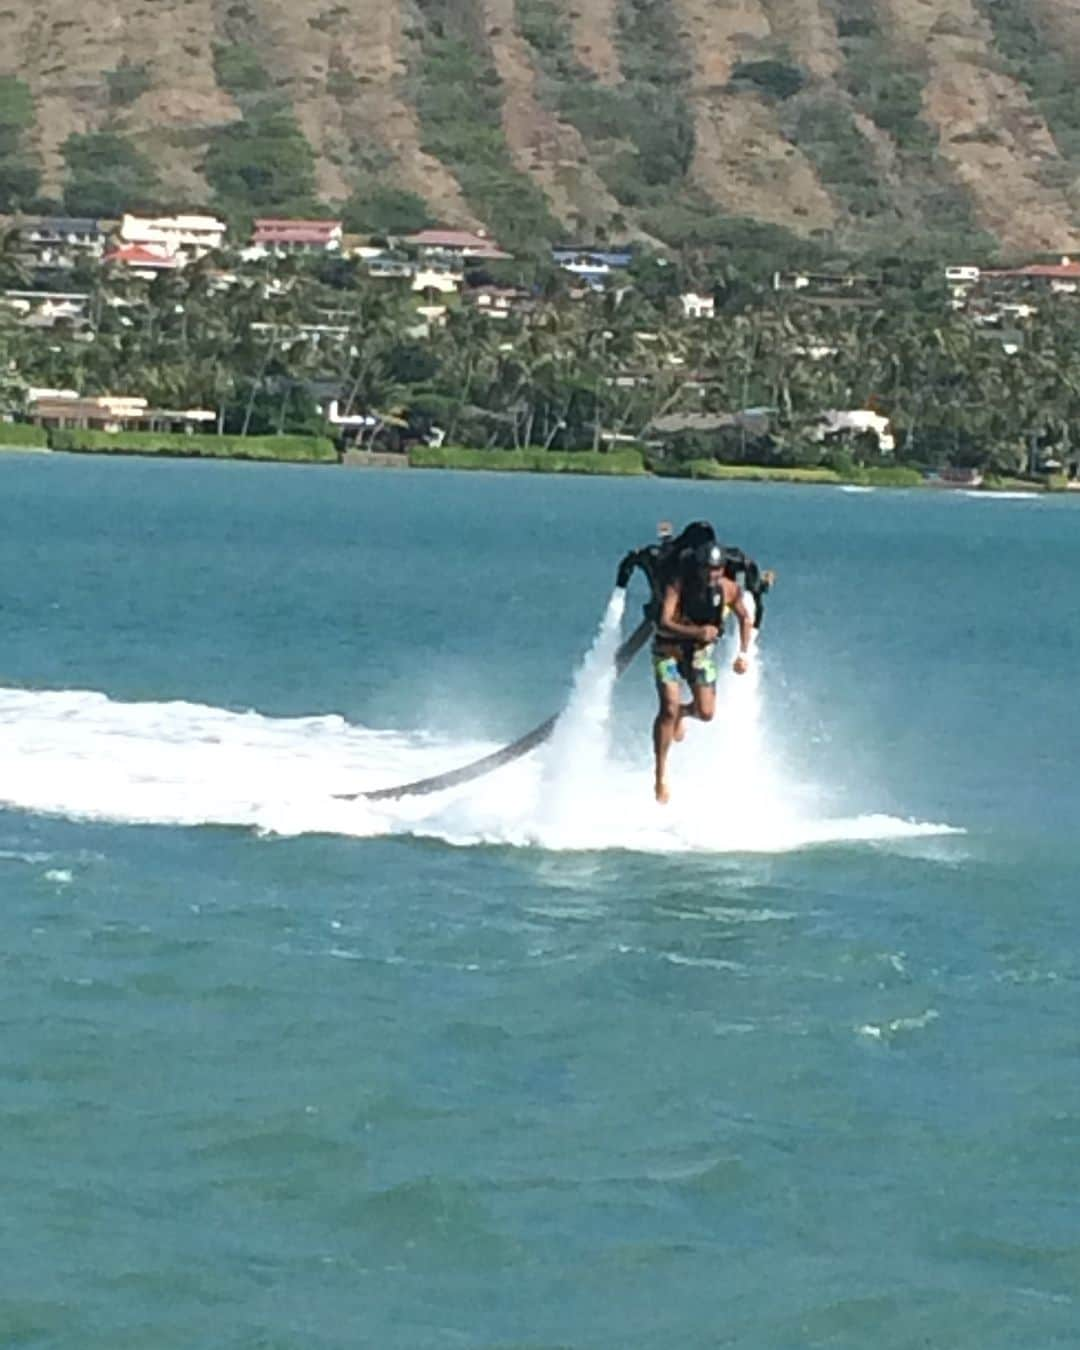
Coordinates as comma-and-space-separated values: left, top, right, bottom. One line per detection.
481, 0, 622, 230
241, 0, 475, 221
3, 0, 238, 199
880, 0, 1078, 251
673, 0, 837, 232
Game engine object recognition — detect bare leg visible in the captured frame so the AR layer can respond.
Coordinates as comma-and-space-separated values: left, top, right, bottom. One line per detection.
691, 684, 716, 723
675, 684, 716, 742
653, 683, 682, 803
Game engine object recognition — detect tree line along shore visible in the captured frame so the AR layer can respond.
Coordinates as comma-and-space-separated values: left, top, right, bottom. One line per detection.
2, 242, 1078, 492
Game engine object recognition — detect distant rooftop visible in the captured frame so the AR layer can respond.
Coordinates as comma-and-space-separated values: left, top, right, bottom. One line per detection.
252, 219, 343, 245
23, 216, 104, 234
103, 243, 178, 269
254, 218, 342, 229
552, 245, 632, 261
403, 228, 511, 258
984, 255, 1080, 279
123, 213, 226, 231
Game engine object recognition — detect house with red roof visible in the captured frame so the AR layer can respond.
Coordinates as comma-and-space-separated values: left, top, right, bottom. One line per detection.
102, 243, 180, 278
981, 255, 1080, 295
249, 219, 343, 255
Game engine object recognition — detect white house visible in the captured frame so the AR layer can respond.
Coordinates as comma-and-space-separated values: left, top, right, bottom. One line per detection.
814, 409, 895, 453
119, 213, 227, 262
412, 262, 463, 295
680, 291, 715, 319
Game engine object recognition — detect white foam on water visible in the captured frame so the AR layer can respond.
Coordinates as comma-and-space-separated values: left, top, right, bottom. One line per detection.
961, 490, 1040, 500
0, 598, 960, 854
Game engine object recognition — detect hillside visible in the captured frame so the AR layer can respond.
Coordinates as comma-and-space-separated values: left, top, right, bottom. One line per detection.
1, 0, 1079, 259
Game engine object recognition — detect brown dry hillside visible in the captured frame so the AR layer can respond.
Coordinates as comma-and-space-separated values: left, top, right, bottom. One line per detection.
0, 0, 1078, 256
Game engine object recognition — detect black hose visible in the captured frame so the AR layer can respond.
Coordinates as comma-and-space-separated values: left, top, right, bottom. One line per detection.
335, 615, 655, 802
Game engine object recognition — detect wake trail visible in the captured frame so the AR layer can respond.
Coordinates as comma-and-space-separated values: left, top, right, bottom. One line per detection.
0, 602, 959, 853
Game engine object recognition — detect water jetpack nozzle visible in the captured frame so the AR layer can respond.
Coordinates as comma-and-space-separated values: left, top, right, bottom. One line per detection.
615, 551, 637, 590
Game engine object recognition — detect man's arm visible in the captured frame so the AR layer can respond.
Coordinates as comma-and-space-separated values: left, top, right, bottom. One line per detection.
730, 585, 753, 673
659, 581, 718, 642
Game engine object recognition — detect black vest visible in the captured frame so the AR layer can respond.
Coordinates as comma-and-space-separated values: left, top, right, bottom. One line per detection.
656, 571, 726, 643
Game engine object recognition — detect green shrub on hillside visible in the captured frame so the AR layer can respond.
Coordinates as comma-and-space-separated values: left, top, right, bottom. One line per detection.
0, 76, 40, 211
106, 58, 152, 108
62, 130, 160, 216
516, 0, 695, 214
343, 183, 433, 235
830, 4, 991, 242
415, 34, 559, 249
517, 0, 574, 65
212, 42, 271, 97
617, 0, 690, 85
975, 1, 1080, 160
206, 34, 321, 215
205, 109, 318, 214
782, 95, 887, 216
639, 202, 823, 267
730, 59, 807, 101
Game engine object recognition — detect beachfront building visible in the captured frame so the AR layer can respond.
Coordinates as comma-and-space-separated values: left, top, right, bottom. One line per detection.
119, 214, 227, 263
813, 409, 895, 454
19, 217, 108, 269
247, 219, 343, 257
27, 391, 216, 433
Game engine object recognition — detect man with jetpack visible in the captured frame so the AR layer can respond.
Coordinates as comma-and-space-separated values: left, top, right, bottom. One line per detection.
616, 521, 773, 803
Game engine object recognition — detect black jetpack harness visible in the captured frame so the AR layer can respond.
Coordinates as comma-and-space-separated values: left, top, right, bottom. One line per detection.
615, 519, 772, 632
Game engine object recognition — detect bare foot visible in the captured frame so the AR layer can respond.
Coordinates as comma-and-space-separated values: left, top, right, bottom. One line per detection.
654, 778, 670, 805
673, 710, 686, 743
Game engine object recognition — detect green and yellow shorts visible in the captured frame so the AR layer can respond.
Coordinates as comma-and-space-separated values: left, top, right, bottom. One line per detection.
653, 642, 718, 689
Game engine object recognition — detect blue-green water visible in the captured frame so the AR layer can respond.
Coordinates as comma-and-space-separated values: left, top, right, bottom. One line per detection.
2, 455, 1079, 1347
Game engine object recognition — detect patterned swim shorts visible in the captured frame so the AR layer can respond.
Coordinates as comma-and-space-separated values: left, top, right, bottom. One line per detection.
653, 642, 718, 689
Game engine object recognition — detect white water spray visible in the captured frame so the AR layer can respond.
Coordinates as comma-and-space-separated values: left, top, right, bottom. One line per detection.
0, 595, 959, 853
534, 589, 626, 834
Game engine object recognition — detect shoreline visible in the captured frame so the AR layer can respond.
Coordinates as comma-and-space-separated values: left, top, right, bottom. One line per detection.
4, 442, 1065, 493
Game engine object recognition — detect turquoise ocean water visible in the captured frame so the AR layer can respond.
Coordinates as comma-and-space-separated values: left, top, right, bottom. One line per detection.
2, 454, 1079, 1347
